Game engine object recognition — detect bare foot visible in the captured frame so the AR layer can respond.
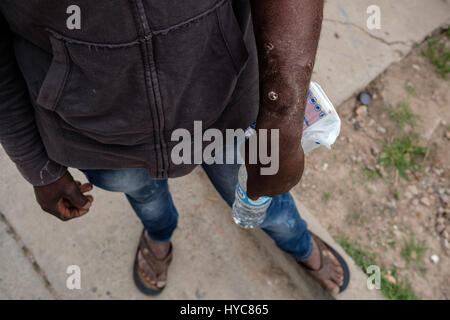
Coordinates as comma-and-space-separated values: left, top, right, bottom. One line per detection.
300, 237, 344, 294
137, 231, 171, 288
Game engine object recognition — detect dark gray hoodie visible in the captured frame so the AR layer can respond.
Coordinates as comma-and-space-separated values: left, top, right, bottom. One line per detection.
0, 0, 259, 185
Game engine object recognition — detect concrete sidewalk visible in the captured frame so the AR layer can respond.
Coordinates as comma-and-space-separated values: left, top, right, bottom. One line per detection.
1, 0, 449, 300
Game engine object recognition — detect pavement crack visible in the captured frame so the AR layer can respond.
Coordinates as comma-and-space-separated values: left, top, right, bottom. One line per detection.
0, 211, 60, 299
324, 18, 412, 47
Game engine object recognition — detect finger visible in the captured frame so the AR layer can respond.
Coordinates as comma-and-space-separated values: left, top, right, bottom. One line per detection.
79, 183, 93, 193
69, 206, 89, 219
85, 195, 94, 204
73, 196, 93, 218
64, 184, 90, 209
56, 198, 90, 220
56, 198, 72, 221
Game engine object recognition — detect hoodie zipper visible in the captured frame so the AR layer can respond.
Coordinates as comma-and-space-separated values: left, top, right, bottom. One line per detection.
133, 0, 168, 178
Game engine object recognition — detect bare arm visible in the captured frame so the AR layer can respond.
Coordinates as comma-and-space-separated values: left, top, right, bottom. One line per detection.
247, 0, 324, 199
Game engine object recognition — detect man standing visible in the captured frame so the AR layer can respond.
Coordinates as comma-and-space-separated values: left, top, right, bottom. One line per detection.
0, 0, 348, 295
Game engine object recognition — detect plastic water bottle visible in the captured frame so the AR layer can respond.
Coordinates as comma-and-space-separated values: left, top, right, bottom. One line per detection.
232, 82, 341, 229
232, 164, 272, 229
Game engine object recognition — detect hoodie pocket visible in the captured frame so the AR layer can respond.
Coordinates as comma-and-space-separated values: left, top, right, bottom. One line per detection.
153, 0, 249, 134
36, 30, 152, 145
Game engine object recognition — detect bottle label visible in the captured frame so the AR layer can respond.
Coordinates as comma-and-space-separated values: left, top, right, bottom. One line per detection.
237, 182, 271, 207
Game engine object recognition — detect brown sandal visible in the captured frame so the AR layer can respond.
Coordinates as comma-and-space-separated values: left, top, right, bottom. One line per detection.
299, 233, 350, 293
133, 230, 173, 295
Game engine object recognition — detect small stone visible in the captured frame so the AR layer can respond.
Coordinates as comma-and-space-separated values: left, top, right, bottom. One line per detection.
405, 191, 413, 199
383, 273, 397, 285
436, 217, 445, 225
393, 261, 405, 269
412, 199, 419, 206
368, 119, 376, 126
436, 223, 445, 234
322, 163, 329, 171
377, 126, 386, 134
439, 194, 449, 206
443, 239, 450, 249
430, 254, 440, 264
370, 146, 379, 157
408, 185, 419, 196
412, 64, 420, 71
355, 105, 368, 116
354, 121, 361, 130
446, 131, 450, 140
420, 197, 431, 207
386, 206, 397, 214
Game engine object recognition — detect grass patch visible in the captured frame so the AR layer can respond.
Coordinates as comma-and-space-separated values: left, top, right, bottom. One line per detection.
337, 236, 417, 300
378, 136, 426, 179
387, 102, 418, 128
322, 192, 331, 201
401, 234, 428, 274
421, 33, 450, 78
345, 212, 366, 225
362, 167, 382, 181
406, 81, 416, 96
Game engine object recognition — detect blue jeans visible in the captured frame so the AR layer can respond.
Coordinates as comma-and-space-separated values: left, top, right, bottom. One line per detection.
80, 155, 313, 262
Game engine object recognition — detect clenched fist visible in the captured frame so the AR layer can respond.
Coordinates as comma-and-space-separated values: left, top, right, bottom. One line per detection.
34, 171, 93, 221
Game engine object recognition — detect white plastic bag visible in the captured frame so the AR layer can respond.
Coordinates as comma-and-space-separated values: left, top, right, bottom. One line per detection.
301, 82, 341, 153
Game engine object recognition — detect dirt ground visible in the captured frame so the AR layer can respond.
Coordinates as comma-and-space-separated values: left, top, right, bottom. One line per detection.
294, 31, 450, 299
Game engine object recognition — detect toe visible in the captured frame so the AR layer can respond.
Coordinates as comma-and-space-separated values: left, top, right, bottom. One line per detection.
323, 280, 339, 294
331, 270, 343, 286
156, 271, 167, 288
138, 251, 158, 284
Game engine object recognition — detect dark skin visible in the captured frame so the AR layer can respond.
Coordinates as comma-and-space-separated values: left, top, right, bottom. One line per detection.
34, 0, 343, 293
246, 0, 323, 200
34, 171, 93, 221
248, 0, 342, 293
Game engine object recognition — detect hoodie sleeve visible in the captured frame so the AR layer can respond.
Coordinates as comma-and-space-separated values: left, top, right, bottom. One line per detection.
0, 12, 67, 186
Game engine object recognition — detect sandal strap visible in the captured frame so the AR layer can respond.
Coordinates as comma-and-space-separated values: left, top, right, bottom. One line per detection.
300, 234, 334, 275
138, 231, 173, 276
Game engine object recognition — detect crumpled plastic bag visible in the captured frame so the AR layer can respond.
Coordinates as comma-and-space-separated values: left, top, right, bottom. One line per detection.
301, 82, 341, 153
